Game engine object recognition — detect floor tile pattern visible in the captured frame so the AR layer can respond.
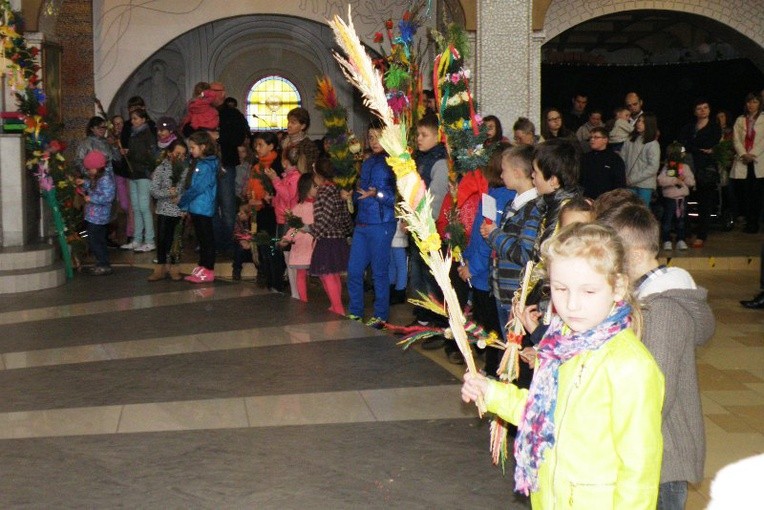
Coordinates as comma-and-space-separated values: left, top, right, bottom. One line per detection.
0, 239, 762, 508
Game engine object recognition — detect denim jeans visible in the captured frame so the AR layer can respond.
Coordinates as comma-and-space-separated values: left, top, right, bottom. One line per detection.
86, 221, 109, 267
661, 198, 686, 243
657, 481, 687, 510
389, 247, 408, 290
214, 165, 237, 253
631, 186, 653, 207
129, 178, 154, 244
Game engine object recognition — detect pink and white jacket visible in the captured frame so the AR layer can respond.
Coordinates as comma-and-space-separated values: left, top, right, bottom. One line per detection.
657, 162, 695, 200
271, 166, 301, 224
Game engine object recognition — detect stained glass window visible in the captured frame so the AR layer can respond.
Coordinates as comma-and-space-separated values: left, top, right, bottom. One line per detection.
246, 76, 301, 131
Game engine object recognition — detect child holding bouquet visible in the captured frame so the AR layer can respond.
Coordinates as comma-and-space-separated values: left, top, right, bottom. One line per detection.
232, 204, 257, 280
245, 132, 284, 292
310, 158, 352, 315
149, 139, 189, 281
279, 173, 316, 301
657, 142, 695, 251
462, 222, 664, 509
265, 147, 302, 298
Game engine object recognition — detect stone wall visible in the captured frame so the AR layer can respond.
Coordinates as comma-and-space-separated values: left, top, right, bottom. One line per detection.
55, 0, 94, 158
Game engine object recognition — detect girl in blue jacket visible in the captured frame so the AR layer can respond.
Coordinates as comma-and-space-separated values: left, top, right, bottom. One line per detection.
178, 131, 219, 283
345, 121, 397, 326
78, 150, 116, 275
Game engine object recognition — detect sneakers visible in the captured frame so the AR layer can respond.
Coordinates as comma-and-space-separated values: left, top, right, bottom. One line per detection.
346, 314, 363, 322
184, 266, 215, 283
676, 240, 688, 250
120, 240, 138, 250
89, 265, 113, 276
134, 243, 156, 253
662, 241, 673, 251
365, 317, 385, 329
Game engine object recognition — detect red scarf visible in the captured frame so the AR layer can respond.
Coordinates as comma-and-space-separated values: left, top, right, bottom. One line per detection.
745, 114, 758, 152
253, 150, 278, 174
246, 151, 278, 208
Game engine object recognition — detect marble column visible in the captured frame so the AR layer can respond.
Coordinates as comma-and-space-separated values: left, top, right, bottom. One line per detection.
0, 134, 38, 247
476, 0, 542, 134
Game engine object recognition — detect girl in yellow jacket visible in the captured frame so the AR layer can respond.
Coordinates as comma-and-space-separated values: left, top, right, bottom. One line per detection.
462, 222, 664, 509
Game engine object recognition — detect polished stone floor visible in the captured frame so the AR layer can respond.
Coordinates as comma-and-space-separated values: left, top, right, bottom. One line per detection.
0, 268, 530, 508
0, 228, 762, 508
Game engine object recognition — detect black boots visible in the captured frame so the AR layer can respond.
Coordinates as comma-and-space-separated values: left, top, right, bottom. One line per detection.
389, 286, 407, 305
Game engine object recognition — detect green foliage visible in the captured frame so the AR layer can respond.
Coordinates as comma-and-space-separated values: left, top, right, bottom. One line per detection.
713, 140, 735, 169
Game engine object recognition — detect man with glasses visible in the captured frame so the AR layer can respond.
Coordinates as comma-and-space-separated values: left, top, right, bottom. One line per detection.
625, 91, 644, 126
579, 127, 627, 199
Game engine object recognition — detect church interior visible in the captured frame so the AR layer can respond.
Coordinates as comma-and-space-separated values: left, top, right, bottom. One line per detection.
0, 0, 762, 507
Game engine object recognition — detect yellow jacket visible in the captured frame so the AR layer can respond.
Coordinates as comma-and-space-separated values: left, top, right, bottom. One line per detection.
484, 328, 664, 509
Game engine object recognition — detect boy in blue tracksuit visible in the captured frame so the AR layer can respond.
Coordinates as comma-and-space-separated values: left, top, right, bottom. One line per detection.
345, 121, 397, 326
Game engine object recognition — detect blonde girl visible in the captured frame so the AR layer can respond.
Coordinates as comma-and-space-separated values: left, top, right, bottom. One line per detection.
462, 222, 664, 509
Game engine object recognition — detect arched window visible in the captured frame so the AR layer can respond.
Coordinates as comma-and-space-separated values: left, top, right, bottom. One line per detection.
246, 76, 301, 131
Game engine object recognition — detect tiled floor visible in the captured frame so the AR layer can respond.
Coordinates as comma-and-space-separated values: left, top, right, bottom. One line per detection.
0, 227, 761, 508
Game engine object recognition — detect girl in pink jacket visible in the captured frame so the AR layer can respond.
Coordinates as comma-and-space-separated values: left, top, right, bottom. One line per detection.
266, 147, 303, 298
279, 173, 316, 302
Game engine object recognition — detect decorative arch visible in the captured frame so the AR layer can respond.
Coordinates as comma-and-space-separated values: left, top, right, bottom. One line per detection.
93, 0, 420, 108
106, 13, 376, 136
541, 0, 764, 51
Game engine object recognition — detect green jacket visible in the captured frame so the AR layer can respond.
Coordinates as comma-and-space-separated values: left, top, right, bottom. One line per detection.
484, 328, 664, 509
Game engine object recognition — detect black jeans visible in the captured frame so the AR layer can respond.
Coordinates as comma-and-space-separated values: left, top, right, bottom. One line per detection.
156, 215, 180, 265
692, 182, 716, 241
233, 242, 255, 272
743, 163, 764, 232
191, 213, 215, 270
86, 221, 109, 267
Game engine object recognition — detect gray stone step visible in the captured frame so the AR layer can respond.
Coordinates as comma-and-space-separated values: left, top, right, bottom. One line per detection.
0, 262, 66, 294
0, 243, 56, 271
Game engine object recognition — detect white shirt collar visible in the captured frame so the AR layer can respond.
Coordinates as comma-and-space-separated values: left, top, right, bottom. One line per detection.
511, 187, 539, 210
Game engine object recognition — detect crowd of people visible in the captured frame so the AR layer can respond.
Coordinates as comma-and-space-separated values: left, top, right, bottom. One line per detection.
72, 81, 764, 508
